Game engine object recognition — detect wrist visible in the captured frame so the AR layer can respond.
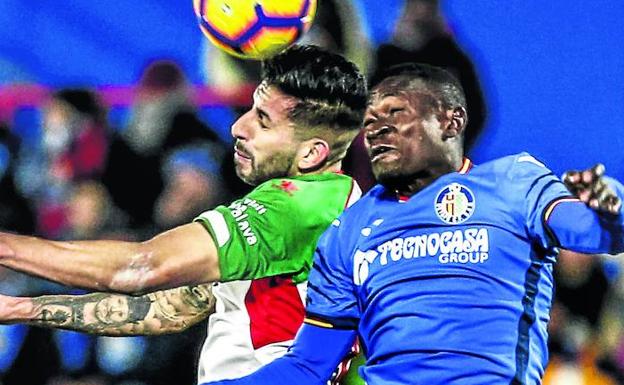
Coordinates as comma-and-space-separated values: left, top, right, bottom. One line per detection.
10, 296, 35, 323
0, 295, 31, 324
0, 233, 17, 260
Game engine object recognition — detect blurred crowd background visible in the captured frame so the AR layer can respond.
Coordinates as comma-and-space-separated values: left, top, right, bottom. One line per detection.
0, 0, 623, 384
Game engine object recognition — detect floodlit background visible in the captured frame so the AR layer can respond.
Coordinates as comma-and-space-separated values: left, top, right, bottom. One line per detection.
0, 1, 623, 384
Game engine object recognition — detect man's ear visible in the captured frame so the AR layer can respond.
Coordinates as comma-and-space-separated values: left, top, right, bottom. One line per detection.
297, 139, 330, 172
442, 107, 467, 139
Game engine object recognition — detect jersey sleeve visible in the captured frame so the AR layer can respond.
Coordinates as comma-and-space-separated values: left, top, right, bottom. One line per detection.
510, 154, 574, 249
512, 153, 624, 254
194, 184, 307, 282
304, 219, 360, 330
546, 176, 624, 254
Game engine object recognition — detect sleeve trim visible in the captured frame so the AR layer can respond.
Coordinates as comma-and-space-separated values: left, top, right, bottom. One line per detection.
195, 210, 231, 247
304, 317, 335, 329
305, 312, 359, 330
544, 197, 582, 222
458, 157, 473, 174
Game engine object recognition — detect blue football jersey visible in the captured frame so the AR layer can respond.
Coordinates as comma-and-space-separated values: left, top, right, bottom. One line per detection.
305, 154, 578, 385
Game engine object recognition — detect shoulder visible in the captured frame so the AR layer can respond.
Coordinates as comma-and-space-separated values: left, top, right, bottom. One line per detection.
253, 173, 354, 197
332, 184, 385, 226
477, 152, 554, 181
245, 174, 357, 214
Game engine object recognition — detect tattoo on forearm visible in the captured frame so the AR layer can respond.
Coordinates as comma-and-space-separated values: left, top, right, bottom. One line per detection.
180, 285, 215, 311
40, 308, 71, 324
28, 284, 215, 335
31, 292, 134, 332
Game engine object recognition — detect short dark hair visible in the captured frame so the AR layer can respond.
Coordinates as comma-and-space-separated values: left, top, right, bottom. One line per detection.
371, 63, 467, 112
261, 45, 367, 133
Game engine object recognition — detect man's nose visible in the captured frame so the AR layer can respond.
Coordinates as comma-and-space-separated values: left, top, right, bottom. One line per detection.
365, 125, 392, 140
231, 111, 252, 140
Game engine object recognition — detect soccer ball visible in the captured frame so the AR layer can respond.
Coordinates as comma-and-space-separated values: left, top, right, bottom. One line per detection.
194, 0, 317, 60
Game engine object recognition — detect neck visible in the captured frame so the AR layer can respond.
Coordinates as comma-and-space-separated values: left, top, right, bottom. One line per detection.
393, 153, 464, 197
292, 160, 343, 177
322, 160, 343, 174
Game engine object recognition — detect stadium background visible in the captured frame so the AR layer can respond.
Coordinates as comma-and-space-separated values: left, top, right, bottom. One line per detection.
0, 1, 623, 384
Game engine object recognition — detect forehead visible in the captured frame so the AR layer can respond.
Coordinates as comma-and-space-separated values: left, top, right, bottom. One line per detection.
253, 82, 299, 120
368, 78, 435, 112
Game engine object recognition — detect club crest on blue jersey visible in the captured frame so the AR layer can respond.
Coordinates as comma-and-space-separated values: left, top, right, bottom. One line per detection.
434, 183, 475, 224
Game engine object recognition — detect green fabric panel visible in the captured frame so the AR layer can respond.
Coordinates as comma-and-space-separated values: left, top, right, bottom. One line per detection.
195, 173, 354, 284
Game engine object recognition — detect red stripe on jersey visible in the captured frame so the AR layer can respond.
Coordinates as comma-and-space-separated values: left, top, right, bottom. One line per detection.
245, 276, 305, 349
458, 158, 473, 174
344, 179, 355, 209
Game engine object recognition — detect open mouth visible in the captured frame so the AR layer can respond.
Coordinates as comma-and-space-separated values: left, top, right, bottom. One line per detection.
370, 145, 396, 161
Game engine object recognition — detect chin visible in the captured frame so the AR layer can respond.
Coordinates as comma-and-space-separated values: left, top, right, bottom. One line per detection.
374, 168, 403, 189
235, 169, 255, 186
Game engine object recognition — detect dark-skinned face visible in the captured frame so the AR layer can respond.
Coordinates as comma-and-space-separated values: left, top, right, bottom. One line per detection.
363, 81, 448, 187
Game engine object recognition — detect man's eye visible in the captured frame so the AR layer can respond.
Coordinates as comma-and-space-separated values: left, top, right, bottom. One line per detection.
389, 108, 404, 115
363, 119, 375, 127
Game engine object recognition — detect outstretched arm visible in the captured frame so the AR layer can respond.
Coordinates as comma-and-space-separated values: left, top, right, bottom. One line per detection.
0, 223, 220, 294
0, 284, 215, 336
547, 164, 624, 254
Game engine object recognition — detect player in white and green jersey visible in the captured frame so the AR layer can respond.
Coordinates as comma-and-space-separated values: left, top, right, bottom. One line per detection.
194, 172, 360, 383
0, 45, 367, 384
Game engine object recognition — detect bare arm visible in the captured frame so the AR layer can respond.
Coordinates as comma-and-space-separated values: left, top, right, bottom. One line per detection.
0, 284, 216, 336
0, 223, 220, 293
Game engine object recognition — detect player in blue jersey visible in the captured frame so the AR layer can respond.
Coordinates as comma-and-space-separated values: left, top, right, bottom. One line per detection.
200, 63, 624, 385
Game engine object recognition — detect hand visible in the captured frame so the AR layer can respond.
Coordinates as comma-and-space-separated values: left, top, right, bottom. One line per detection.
563, 163, 622, 215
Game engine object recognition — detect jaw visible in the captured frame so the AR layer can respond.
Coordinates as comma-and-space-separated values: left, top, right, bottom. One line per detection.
372, 161, 403, 185
235, 163, 257, 186
371, 149, 403, 174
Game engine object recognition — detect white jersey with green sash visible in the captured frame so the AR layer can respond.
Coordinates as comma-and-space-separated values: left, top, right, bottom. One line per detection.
194, 173, 360, 383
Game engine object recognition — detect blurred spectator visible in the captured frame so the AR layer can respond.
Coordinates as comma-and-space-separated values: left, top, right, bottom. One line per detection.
591, 253, 624, 384
14, 88, 109, 238
0, 123, 36, 234
154, 144, 227, 230
544, 250, 617, 385
102, 60, 225, 234
44, 89, 108, 181
64, 180, 129, 240
371, 0, 486, 153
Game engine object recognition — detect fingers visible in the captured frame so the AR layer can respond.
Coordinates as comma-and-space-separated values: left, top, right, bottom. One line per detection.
592, 163, 605, 178
595, 188, 622, 214
563, 163, 621, 215
564, 163, 605, 187
562, 171, 579, 185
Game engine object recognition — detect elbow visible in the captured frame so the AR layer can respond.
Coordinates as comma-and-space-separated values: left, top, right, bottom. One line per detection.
107, 269, 163, 295
106, 245, 169, 295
